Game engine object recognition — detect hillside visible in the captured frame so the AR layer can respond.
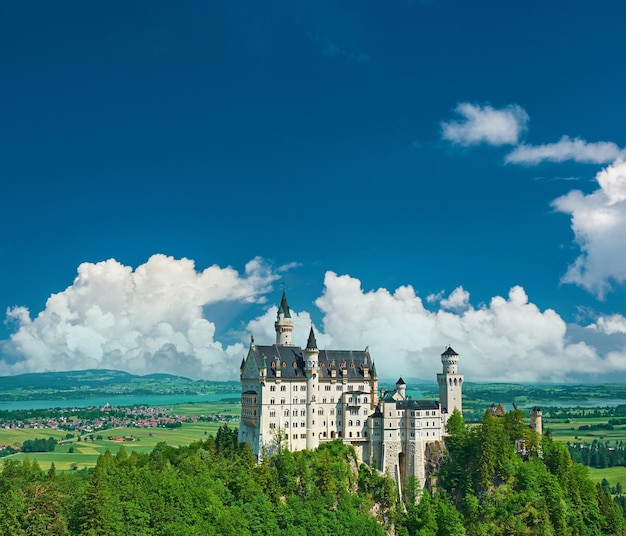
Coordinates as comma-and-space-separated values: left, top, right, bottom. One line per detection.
0, 369, 238, 401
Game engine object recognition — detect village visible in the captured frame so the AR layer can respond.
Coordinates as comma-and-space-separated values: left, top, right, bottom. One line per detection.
0, 403, 238, 455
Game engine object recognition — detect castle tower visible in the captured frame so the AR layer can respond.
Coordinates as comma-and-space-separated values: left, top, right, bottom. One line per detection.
369, 358, 379, 409
530, 407, 542, 435
437, 345, 464, 418
395, 377, 406, 399
274, 290, 293, 346
304, 326, 319, 450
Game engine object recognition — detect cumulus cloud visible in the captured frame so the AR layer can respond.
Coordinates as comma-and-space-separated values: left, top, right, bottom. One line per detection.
552, 160, 626, 297
440, 287, 470, 310
247, 272, 626, 383
506, 136, 622, 165
5, 257, 626, 382
441, 103, 529, 146
588, 314, 626, 335
1, 255, 279, 379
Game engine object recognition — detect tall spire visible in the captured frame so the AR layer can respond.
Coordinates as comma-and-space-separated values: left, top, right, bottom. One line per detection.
306, 325, 318, 350
278, 290, 291, 318
274, 289, 294, 345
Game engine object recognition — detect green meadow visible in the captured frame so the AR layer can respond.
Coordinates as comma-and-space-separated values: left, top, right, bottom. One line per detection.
546, 417, 626, 443
1, 401, 239, 471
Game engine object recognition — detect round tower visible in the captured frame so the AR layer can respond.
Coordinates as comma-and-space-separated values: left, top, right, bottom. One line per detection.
530, 407, 542, 435
304, 326, 319, 450
436, 345, 464, 419
395, 377, 406, 399
274, 290, 293, 346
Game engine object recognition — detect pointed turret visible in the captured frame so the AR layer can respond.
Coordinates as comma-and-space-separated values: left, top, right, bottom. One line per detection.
274, 290, 294, 346
395, 377, 406, 399
306, 326, 317, 350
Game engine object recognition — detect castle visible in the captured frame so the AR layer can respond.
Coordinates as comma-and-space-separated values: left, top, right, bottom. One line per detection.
238, 291, 464, 489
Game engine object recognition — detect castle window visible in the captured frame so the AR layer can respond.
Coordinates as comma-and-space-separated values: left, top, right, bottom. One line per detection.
284, 410, 289, 416
280, 398, 285, 404
270, 385, 275, 392
336, 385, 342, 391
322, 398, 327, 404
270, 423, 276, 429
323, 431, 327, 437
282, 361, 286, 367
318, 409, 324, 415
270, 410, 275, 417
301, 385, 306, 391
271, 361, 275, 368
364, 431, 367, 437
281, 385, 286, 391
364, 397, 368, 403
357, 431, 360, 437
325, 385, 331, 391
285, 422, 289, 427
356, 420, 361, 426
301, 422, 305, 427
348, 420, 353, 426
359, 385, 364, 390
293, 385, 298, 391
348, 386, 354, 391
270, 399, 275, 405
293, 361, 297, 368
293, 398, 298, 404
311, 396, 315, 402
301, 410, 305, 416
301, 399, 306, 404
349, 432, 353, 438
301, 434, 306, 439
293, 422, 297, 428
330, 409, 335, 415
331, 398, 335, 403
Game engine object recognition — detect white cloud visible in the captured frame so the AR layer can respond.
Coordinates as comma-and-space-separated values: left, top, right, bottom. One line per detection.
440, 286, 470, 310
588, 314, 626, 335
6, 258, 626, 383
552, 159, 626, 297
506, 136, 622, 165
247, 272, 626, 382
1, 255, 279, 379
441, 103, 528, 146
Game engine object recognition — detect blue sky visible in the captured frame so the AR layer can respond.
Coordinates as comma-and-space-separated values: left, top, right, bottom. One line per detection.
2, 1, 626, 382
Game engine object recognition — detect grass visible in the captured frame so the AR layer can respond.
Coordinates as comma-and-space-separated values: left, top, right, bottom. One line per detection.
546, 417, 626, 443
7, 422, 230, 471
587, 466, 626, 486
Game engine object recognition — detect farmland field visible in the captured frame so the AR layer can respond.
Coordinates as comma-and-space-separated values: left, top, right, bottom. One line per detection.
7, 422, 231, 470
2, 401, 239, 471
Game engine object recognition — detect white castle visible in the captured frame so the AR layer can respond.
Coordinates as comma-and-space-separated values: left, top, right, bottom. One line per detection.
238, 291, 464, 489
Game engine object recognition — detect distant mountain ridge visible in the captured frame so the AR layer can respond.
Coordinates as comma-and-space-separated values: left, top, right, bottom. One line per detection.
0, 369, 239, 402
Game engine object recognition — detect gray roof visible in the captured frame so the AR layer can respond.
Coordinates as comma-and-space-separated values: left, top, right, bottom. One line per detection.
442, 346, 458, 356
375, 397, 439, 411
251, 344, 375, 380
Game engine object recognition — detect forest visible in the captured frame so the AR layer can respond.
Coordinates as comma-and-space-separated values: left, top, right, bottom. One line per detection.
2, 415, 626, 535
